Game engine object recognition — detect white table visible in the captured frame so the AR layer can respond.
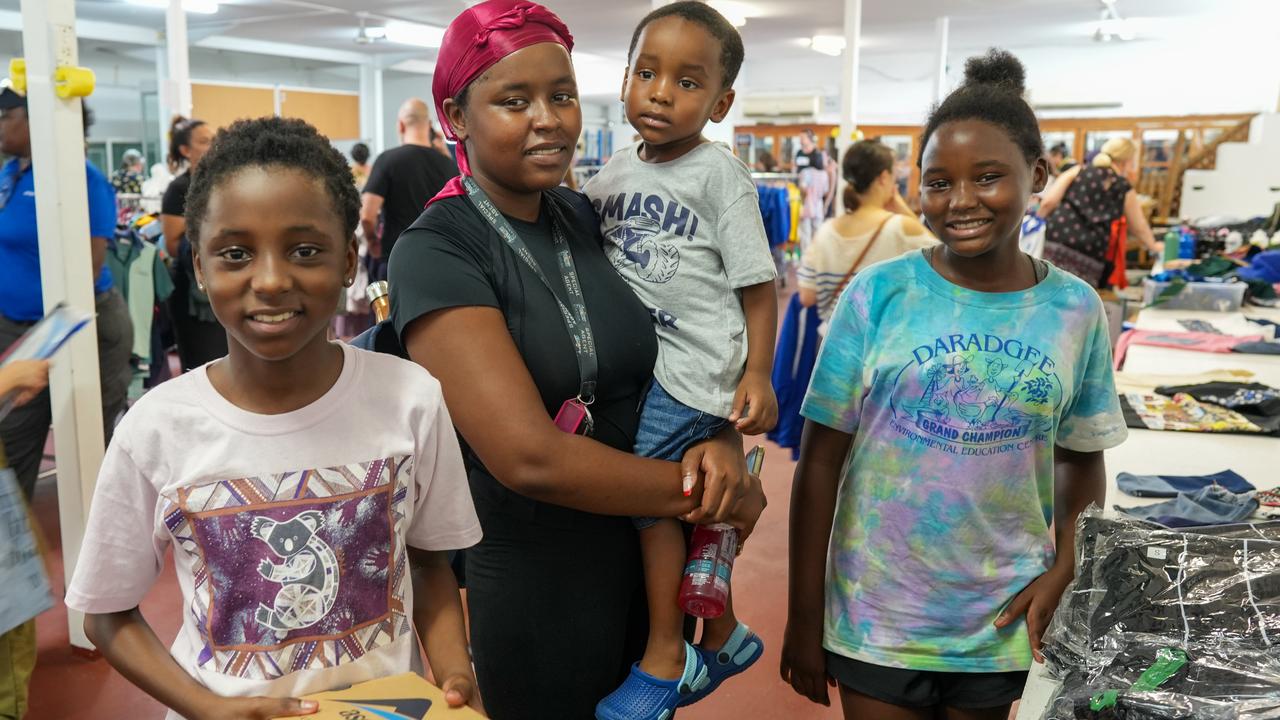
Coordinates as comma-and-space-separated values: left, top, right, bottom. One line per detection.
1016, 306, 1280, 719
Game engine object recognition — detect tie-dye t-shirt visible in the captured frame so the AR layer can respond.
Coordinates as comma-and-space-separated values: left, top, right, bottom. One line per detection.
801, 250, 1127, 672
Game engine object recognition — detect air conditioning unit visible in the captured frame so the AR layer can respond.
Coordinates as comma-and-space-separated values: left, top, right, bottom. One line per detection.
741, 94, 820, 119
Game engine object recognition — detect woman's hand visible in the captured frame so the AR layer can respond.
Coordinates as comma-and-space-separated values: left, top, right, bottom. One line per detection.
0, 359, 50, 407
780, 615, 834, 705
993, 564, 1074, 662
191, 696, 317, 720
730, 369, 778, 435
679, 428, 746, 523
441, 673, 485, 714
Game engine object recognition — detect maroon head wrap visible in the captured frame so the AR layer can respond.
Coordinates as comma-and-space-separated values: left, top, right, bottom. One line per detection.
428, 0, 574, 207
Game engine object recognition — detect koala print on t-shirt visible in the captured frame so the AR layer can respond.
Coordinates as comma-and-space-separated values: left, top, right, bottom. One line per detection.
164, 456, 414, 680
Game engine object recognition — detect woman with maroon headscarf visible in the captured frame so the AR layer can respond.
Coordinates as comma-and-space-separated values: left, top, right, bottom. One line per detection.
387, 2, 765, 717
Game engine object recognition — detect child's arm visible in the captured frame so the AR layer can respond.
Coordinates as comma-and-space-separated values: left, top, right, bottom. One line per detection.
994, 445, 1106, 662
780, 420, 851, 706
729, 281, 779, 435
409, 547, 484, 714
0, 360, 49, 407
84, 609, 317, 720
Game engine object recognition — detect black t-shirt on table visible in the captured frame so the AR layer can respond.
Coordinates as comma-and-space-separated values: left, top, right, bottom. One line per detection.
364, 144, 458, 262
161, 171, 191, 217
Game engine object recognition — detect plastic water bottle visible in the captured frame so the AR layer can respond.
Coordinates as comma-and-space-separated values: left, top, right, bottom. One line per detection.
1162, 229, 1181, 265
678, 447, 764, 619
1178, 228, 1196, 259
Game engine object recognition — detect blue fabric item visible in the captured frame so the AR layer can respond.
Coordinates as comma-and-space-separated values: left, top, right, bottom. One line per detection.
1117, 485, 1259, 528
633, 380, 728, 530
1234, 341, 1280, 355
757, 185, 791, 248
1238, 250, 1280, 284
678, 622, 763, 707
0, 158, 117, 322
595, 642, 709, 720
767, 293, 821, 461
1117, 469, 1254, 498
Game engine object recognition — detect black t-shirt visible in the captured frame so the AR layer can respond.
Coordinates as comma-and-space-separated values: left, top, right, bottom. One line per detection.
161, 171, 191, 217
364, 144, 458, 262
795, 147, 825, 171
389, 188, 657, 465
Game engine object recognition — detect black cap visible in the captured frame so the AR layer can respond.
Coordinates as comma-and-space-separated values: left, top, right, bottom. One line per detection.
0, 87, 26, 110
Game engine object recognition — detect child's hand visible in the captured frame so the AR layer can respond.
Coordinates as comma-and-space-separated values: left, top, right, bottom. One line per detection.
0, 360, 50, 408
780, 617, 835, 706
441, 673, 485, 714
728, 370, 778, 436
193, 696, 317, 719
993, 564, 1074, 663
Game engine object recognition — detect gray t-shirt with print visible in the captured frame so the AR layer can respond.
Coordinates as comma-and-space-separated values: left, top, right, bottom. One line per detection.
584, 142, 776, 418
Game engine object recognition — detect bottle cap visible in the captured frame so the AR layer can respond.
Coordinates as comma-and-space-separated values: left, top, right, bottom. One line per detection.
366, 280, 389, 303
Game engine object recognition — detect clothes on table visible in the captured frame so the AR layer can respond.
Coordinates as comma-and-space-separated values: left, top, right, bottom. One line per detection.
767, 293, 821, 461
1112, 368, 1255, 394
1238, 250, 1280, 284
1120, 392, 1264, 434
1234, 340, 1280, 355
1154, 381, 1280, 434
1113, 329, 1265, 369
1176, 319, 1223, 334
1116, 485, 1259, 528
1117, 469, 1255, 497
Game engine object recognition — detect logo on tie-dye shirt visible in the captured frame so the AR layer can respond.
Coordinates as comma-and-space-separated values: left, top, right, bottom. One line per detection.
889, 333, 1061, 456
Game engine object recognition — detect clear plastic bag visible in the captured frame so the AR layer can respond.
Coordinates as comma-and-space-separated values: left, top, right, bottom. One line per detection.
1039, 508, 1280, 718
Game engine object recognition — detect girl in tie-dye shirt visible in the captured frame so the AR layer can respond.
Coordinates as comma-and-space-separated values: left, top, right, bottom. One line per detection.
781, 49, 1127, 720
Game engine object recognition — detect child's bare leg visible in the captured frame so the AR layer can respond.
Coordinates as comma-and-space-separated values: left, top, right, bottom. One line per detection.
638, 517, 690, 679
699, 589, 740, 651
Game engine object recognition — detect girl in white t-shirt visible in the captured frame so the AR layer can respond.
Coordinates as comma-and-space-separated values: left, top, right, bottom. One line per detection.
797, 140, 936, 325
66, 117, 484, 720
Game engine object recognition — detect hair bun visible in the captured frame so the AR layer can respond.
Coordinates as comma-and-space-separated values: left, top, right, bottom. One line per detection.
962, 48, 1026, 94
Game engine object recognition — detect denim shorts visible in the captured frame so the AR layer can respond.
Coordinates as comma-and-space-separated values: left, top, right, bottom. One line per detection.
632, 381, 729, 530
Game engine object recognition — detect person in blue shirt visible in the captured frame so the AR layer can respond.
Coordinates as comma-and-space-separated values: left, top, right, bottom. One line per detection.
0, 87, 133, 500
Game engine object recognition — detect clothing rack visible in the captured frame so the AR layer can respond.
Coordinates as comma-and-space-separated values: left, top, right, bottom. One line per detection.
751, 171, 799, 183
116, 192, 163, 215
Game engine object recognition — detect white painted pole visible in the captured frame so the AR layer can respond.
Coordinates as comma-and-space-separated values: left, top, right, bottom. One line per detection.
154, 44, 171, 163
837, 0, 863, 213
165, 0, 192, 119
20, 0, 104, 651
933, 16, 950, 104
359, 62, 384, 153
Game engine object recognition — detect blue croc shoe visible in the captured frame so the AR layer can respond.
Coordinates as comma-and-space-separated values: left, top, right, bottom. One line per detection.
595, 641, 710, 720
678, 622, 763, 707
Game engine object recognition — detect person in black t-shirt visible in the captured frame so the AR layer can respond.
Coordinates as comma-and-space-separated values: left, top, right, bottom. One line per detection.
160, 115, 225, 371
359, 98, 457, 281
386, 3, 766, 718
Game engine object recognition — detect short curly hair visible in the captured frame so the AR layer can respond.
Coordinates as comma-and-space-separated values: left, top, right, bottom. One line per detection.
918, 48, 1044, 167
185, 116, 360, 248
628, 1, 744, 88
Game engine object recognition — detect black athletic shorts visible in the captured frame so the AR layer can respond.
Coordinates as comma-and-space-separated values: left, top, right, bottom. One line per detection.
826, 652, 1028, 709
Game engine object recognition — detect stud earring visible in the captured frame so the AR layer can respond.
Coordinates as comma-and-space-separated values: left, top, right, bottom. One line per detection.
344, 277, 354, 287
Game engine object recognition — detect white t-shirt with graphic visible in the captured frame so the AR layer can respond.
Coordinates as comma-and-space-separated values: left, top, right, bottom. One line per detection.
584, 142, 777, 418
65, 343, 481, 718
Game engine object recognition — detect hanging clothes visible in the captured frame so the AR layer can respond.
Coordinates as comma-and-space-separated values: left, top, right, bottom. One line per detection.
104, 228, 174, 399
768, 293, 821, 460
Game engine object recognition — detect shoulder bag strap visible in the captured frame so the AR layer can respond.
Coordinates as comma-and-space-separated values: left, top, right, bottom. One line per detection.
832, 213, 894, 299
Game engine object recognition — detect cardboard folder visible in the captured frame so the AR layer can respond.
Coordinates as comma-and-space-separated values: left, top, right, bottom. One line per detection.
300, 673, 485, 720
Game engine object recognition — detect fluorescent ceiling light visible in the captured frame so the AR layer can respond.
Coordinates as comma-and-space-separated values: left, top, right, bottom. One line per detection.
126, 0, 220, 14
707, 1, 753, 28
809, 35, 846, 56
383, 21, 445, 48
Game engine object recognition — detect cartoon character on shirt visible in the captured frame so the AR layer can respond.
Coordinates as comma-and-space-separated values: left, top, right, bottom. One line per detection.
251, 511, 339, 638
604, 215, 680, 284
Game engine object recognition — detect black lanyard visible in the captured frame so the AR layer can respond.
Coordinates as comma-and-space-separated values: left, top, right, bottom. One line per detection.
463, 176, 598, 404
